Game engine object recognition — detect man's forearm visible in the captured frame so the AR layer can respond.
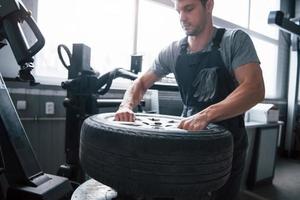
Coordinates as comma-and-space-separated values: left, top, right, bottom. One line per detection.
119, 79, 147, 110
204, 82, 265, 123
115, 70, 159, 122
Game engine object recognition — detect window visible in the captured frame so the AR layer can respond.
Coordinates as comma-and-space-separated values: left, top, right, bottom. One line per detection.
249, 0, 280, 39
248, 0, 280, 98
36, 0, 281, 99
214, 0, 249, 27
37, 0, 134, 80
137, 0, 184, 71
251, 37, 278, 98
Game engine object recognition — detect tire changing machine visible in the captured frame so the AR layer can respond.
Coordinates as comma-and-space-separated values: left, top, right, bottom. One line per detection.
56, 44, 181, 200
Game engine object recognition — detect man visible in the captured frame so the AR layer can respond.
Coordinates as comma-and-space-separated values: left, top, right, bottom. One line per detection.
115, 0, 265, 199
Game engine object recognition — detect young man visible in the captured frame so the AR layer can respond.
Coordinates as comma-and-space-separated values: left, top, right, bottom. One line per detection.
115, 0, 265, 199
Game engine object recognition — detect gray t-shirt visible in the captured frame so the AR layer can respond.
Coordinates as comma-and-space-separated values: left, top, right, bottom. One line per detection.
150, 28, 260, 80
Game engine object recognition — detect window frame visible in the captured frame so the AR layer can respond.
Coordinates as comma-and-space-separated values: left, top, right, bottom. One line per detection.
35, 0, 281, 98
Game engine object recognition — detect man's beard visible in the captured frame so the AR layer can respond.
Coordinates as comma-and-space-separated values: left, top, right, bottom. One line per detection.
184, 27, 202, 36
181, 23, 203, 36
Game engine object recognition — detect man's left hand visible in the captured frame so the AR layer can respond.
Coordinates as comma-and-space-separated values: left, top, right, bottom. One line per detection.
178, 112, 209, 131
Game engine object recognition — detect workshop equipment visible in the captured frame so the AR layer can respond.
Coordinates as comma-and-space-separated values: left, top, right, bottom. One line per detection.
57, 44, 179, 187
0, 0, 72, 199
268, 10, 300, 157
0, 0, 44, 85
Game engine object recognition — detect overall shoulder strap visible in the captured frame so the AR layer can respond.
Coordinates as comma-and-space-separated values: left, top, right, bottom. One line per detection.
212, 28, 226, 49
179, 37, 188, 54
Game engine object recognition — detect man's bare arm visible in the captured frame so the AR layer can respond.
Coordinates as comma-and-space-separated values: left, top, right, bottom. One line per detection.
114, 70, 161, 121
179, 63, 265, 130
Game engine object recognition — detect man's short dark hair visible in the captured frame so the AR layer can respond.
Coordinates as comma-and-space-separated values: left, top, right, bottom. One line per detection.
173, 0, 209, 6
200, 0, 209, 6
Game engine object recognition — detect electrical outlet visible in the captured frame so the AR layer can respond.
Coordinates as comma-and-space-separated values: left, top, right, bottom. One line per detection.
45, 102, 55, 115
16, 100, 27, 110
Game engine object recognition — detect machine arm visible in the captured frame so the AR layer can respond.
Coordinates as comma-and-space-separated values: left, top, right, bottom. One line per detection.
0, 0, 45, 84
268, 10, 300, 36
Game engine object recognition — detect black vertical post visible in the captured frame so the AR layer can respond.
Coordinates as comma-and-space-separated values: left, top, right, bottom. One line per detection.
130, 54, 144, 112
61, 44, 99, 183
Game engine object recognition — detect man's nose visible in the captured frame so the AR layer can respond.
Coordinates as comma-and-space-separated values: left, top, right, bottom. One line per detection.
179, 11, 187, 22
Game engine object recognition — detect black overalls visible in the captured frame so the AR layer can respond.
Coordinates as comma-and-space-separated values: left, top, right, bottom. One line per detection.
174, 29, 248, 200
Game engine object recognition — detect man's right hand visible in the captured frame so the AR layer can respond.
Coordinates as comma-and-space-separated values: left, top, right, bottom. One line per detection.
114, 106, 136, 122
114, 70, 160, 122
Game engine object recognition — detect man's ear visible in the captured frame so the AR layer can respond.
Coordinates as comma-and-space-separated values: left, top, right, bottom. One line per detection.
206, 0, 214, 14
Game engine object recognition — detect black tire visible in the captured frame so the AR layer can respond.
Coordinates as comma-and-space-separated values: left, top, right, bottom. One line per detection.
80, 113, 233, 198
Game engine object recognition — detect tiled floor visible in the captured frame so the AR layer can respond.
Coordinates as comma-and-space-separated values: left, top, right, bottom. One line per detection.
239, 158, 300, 200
